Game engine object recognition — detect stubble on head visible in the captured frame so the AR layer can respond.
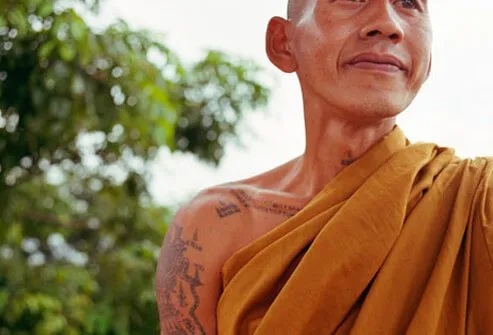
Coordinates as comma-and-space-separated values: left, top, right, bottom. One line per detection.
287, 0, 317, 23
286, 0, 300, 20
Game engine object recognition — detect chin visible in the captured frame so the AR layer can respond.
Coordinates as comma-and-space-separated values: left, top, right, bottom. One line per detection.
337, 93, 413, 123
310, 81, 418, 123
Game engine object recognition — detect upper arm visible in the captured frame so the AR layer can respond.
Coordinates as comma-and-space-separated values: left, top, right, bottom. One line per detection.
155, 191, 230, 335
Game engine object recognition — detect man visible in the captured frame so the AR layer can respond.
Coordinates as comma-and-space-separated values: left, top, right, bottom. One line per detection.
155, 0, 493, 334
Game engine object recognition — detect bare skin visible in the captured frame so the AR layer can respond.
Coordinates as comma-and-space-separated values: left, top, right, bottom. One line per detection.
156, 0, 432, 333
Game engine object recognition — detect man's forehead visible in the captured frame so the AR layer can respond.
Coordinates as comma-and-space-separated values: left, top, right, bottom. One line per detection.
288, 0, 429, 19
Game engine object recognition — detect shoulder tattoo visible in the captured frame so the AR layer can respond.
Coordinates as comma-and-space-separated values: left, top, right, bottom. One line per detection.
157, 224, 206, 335
230, 189, 302, 217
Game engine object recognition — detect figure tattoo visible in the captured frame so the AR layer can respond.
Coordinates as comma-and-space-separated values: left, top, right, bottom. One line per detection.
231, 189, 302, 217
216, 201, 241, 218
157, 224, 206, 335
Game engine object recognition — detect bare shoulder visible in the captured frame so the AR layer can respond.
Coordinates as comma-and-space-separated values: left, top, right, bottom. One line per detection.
171, 184, 254, 233
164, 183, 267, 254
155, 179, 307, 334
154, 184, 252, 335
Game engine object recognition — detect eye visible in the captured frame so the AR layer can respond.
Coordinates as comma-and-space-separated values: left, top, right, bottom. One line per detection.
395, 0, 419, 10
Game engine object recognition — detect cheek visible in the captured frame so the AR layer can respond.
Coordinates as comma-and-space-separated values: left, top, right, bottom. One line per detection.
408, 22, 432, 71
408, 32, 432, 88
295, 29, 345, 81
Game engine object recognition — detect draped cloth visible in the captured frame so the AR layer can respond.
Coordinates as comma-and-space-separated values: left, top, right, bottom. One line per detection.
216, 127, 493, 335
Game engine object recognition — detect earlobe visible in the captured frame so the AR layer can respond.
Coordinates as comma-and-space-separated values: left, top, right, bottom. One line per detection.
265, 16, 297, 73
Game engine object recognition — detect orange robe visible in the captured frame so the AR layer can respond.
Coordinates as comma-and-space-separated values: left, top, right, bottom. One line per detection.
217, 127, 493, 334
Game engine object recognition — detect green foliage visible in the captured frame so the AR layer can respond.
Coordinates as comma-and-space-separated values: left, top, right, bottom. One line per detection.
0, 0, 270, 333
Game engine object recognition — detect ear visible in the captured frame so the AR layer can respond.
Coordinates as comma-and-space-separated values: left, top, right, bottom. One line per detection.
265, 16, 297, 73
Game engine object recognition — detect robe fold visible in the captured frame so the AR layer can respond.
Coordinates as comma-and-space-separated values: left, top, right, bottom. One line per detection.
216, 127, 493, 335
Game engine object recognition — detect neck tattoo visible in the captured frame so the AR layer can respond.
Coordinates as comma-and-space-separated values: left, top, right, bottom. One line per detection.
342, 151, 354, 166
341, 158, 354, 166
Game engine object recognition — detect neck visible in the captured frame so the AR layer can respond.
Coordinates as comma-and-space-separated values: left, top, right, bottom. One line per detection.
283, 97, 396, 199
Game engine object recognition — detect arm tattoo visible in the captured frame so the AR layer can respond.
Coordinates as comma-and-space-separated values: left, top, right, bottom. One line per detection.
216, 201, 241, 218
157, 225, 206, 335
231, 189, 302, 217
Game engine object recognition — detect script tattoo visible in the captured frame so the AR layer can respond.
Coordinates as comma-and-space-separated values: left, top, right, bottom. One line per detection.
157, 224, 206, 335
215, 201, 241, 218
231, 189, 302, 217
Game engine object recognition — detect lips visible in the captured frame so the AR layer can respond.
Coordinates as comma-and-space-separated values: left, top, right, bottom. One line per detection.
347, 53, 406, 72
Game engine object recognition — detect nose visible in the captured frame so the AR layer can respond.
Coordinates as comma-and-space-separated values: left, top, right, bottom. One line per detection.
359, 4, 404, 43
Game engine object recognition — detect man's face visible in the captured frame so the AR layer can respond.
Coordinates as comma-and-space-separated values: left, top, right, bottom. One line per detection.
284, 0, 432, 121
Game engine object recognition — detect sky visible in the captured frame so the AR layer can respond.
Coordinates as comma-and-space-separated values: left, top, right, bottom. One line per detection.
100, 0, 493, 206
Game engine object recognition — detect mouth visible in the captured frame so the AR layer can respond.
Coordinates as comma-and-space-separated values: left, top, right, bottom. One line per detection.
346, 53, 406, 73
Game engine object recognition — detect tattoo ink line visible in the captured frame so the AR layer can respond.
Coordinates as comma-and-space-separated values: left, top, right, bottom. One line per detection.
231, 189, 302, 217
216, 201, 241, 218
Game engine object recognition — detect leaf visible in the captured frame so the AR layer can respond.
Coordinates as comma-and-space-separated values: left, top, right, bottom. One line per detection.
70, 17, 87, 42
38, 2, 54, 18
39, 40, 57, 59
0, 290, 9, 313
7, 8, 28, 36
34, 313, 67, 335
59, 43, 77, 62
6, 223, 23, 244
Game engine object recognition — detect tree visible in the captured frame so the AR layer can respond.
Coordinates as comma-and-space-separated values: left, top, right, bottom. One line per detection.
0, 0, 270, 333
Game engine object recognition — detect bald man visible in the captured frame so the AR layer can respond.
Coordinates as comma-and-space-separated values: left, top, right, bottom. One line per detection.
155, 1, 493, 334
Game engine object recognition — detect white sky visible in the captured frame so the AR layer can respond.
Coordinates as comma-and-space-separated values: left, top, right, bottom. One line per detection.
101, 0, 493, 206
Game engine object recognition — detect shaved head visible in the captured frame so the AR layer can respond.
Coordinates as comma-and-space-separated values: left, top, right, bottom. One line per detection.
286, 0, 316, 22
287, 0, 294, 19
287, 0, 304, 20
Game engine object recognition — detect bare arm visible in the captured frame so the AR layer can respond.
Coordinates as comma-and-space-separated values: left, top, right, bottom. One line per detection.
155, 195, 226, 334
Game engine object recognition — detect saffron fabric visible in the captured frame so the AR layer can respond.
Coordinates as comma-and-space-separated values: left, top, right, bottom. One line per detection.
217, 127, 493, 334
